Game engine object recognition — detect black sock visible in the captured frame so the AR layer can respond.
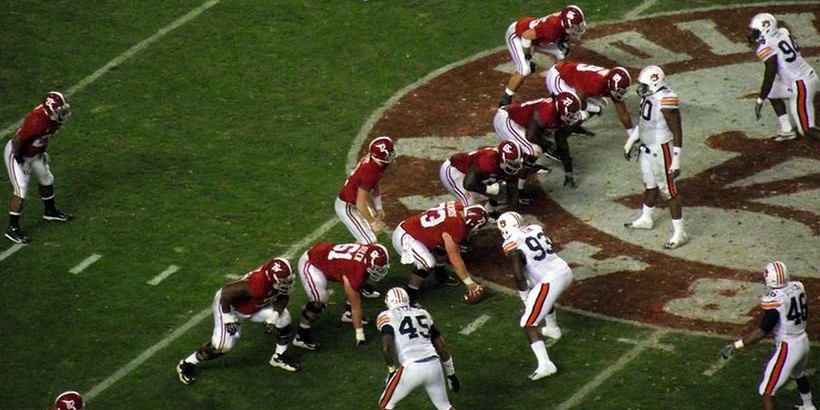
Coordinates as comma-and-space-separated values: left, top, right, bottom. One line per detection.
43, 197, 57, 213
8, 213, 20, 229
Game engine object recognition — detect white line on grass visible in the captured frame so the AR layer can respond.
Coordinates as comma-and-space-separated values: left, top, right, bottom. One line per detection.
0, 0, 223, 139
0, 244, 25, 262
83, 217, 339, 402
69, 254, 103, 274
624, 0, 658, 20
703, 357, 730, 377
147, 265, 180, 286
459, 314, 492, 335
556, 330, 668, 410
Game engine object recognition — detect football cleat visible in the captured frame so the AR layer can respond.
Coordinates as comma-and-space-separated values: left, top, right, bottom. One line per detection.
774, 131, 797, 142
340, 311, 370, 325
528, 361, 558, 381
794, 405, 817, 410
176, 360, 196, 385
269, 353, 302, 372
43, 208, 74, 222
518, 191, 534, 206
361, 284, 381, 299
664, 232, 689, 249
5, 227, 29, 244
540, 325, 562, 341
292, 334, 320, 351
624, 216, 653, 230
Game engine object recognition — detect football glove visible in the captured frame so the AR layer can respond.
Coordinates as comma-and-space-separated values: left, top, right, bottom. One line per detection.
754, 98, 763, 121
384, 367, 396, 387
719, 344, 734, 360
355, 327, 367, 349
357, 339, 368, 349
225, 322, 240, 336
669, 147, 681, 179
563, 173, 577, 189
518, 290, 529, 302
529, 60, 537, 74
447, 374, 461, 393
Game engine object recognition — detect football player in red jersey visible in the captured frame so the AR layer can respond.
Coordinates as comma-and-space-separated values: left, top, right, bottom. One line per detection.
4, 91, 74, 244
391, 201, 488, 305
50, 391, 83, 410
293, 243, 390, 350
494, 92, 583, 200
544, 61, 636, 187
439, 140, 523, 216
336, 136, 396, 301
176, 258, 300, 385
499, 5, 587, 107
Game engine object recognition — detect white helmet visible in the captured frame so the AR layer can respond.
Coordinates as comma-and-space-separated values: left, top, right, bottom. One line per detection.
496, 211, 525, 239
763, 261, 789, 288
636, 65, 666, 97
747, 13, 777, 44
384, 287, 410, 310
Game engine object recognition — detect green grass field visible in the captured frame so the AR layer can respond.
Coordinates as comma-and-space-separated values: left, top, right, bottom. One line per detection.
0, 1, 816, 409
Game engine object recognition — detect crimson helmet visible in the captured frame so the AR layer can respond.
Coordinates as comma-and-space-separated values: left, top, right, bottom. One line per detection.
606, 67, 631, 101
554, 92, 582, 125
42, 91, 71, 124
365, 244, 390, 282
463, 204, 489, 231
265, 258, 294, 295
560, 5, 586, 37
53, 391, 84, 410
497, 140, 523, 175
369, 136, 396, 164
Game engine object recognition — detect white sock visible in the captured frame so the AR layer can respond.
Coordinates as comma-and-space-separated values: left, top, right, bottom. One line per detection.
530, 340, 550, 368
778, 114, 793, 133
518, 178, 526, 190
672, 217, 685, 236
801, 392, 813, 406
545, 310, 557, 327
275, 344, 288, 356
641, 205, 655, 220
505, 87, 515, 96
185, 352, 199, 365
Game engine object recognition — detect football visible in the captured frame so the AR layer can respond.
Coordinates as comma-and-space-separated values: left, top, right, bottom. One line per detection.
463, 284, 486, 304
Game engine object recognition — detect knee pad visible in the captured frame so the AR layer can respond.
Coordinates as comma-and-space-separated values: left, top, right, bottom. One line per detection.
278, 308, 292, 327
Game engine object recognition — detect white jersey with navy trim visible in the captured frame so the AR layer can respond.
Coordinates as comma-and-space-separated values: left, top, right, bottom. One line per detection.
502, 224, 570, 284
377, 306, 439, 365
760, 281, 808, 344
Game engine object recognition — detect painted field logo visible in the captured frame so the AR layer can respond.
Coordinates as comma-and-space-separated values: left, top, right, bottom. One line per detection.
363, 5, 820, 336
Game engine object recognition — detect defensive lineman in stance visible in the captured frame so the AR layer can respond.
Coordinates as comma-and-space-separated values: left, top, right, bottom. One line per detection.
720, 261, 815, 410
623, 65, 688, 249
497, 211, 572, 381
378, 287, 460, 410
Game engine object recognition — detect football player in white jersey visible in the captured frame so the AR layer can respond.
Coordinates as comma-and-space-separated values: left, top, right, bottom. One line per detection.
748, 13, 819, 141
377, 287, 459, 410
720, 261, 816, 410
623, 65, 688, 249
497, 212, 573, 381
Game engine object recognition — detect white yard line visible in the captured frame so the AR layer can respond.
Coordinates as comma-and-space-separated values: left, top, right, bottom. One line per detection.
0, 0, 222, 139
458, 314, 492, 335
0, 244, 25, 262
624, 0, 659, 20
84, 217, 339, 402
556, 330, 668, 410
69, 253, 103, 274
147, 265, 180, 286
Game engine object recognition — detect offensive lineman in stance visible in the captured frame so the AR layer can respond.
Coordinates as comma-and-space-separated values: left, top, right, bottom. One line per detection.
720, 261, 816, 410
497, 212, 572, 381
623, 65, 687, 249
294, 242, 390, 350
176, 258, 301, 385
392, 201, 488, 305
335, 135, 397, 300
499, 5, 587, 107
378, 287, 460, 410
4, 91, 74, 244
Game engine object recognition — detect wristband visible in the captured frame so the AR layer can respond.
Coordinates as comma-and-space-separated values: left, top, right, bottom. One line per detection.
462, 277, 476, 286
521, 38, 532, 48
442, 357, 455, 376
387, 365, 396, 373
485, 182, 500, 196
355, 328, 366, 342
265, 311, 280, 326
733, 339, 744, 349
756, 97, 764, 105
672, 146, 681, 157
